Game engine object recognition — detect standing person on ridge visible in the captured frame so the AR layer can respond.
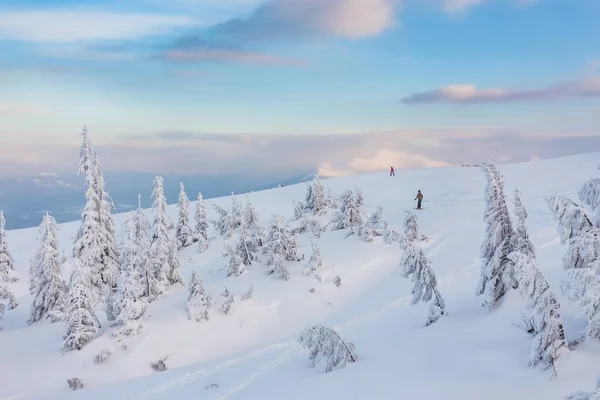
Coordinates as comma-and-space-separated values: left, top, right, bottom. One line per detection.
415, 190, 423, 210
390, 166, 395, 176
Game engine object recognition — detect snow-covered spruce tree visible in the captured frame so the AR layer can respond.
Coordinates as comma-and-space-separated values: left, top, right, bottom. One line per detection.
511, 189, 535, 257
306, 240, 323, 275
221, 287, 234, 315
508, 251, 567, 371
546, 195, 594, 247
566, 379, 600, 400
130, 196, 158, 301
63, 261, 100, 351
304, 175, 327, 215
73, 184, 104, 305
0, 282, 17, 317
579, 171, 600, 222
227, 244, 246, 277
362, 206, 389, 242
294, 202, 304, 220
150, 176, 172, 293
93, 152, 121, 316
213, 196, 243, 238
298, 324, 357, 373
72, 125, 95, 258
331, 189, 363, 235
0, 211, 15, 281
355, 188, 364, 208
167, 235, 183, 286
244, 195, 264, 247
112, 219, 147, 337
176, 183, 194, 250
264, 214, 298, 280
326, 188, 337, 209
564, 267, 600, 342
195, 193, 209, 252
29, 213, 67, 324
187, 271, 212, 321
477, 161, 517, 310
236, 220, 260, 267
400, 239, 447, 326
403, 210, 419, 242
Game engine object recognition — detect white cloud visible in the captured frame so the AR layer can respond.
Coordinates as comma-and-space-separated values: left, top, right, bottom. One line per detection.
0, 11, 194, 43
0, 103, 49, 116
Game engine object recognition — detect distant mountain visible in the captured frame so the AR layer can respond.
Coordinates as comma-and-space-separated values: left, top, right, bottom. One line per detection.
0, 170, 317, 230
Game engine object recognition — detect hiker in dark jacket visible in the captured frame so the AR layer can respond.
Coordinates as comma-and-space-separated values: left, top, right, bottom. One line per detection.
415, 190, 423, 210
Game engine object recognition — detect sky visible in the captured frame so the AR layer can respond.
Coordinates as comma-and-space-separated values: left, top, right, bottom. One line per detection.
0, 0, 599, 177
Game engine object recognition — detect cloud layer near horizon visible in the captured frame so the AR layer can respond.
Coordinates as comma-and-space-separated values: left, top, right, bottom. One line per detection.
3, 129, 600, 179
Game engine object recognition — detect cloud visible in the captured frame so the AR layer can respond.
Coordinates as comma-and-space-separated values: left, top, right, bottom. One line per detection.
442, 0, 485, 12
0, 103, 49, 116
402, 77, 600, 104
211, 0, 397, 42
161, 49, 305, 66
0, 11, 194, 43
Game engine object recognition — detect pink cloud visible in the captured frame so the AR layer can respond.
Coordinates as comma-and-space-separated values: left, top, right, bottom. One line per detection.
402, 77, 600, 104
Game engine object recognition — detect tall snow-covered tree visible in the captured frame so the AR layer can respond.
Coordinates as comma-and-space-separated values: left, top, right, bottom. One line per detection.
29, 214, 66, 324
236, 220, 260, 267
93, 152, 120, 301
0, 211, 15, 281
326, 188, 337, 209
187, 271, 212, 321
129, 196, 158, 301
150, 176, 172, 293
244, 195, 264, 247
305, 175, 327, 215
508, 251, 567, 371
176, 183, 194, 249
511, 189, 535, 257
403, 210, 419, 242
477, 161, 517, 310
298, 324, 357, 373
264, 213, 298, 280
167, 235, 183, 286
62, 261, 100, 351
331, 189, 363, 234
355, 188, 364, 208
195, 193, 209, 252
362, 206, 389, 242
400, 239, 447, 326
73, 185, 104, 304
111, 218, 147, 336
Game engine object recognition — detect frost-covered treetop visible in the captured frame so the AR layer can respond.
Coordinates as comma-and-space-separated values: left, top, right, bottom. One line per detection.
546, 195, 594, 244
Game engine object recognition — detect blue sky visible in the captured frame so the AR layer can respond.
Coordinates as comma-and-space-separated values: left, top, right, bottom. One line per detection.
0, 0, 598, 177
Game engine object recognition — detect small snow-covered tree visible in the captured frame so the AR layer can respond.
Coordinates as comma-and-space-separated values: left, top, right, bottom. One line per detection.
306, 240, 323, 275
213, 196, 243, 238
403, 210, 419, 242
566, 379, 600, 400
298, 324, 357, 373
264, 214, 298, 280
400, 239, 447, 326
0, 282, 17, 319
355, 188, 364, 208
512, 189, 535, 257
477, 161, 516, 310
0, 211, 15, 281
186, 271, 212, 321
508, 251, 567, 370
331, 189, 363, 235
176, 183, 193, 249
227, 249, 246, 277
294, 202, 304, 220
195, 193, 209, 252
305, 175, 327, 215
62, 262, 100, 351
362, 206, 388, 242
244, 196, 264, 247
326, 188, 337, 209
29, 214, 67, 324
167, 235, 183, 286
221, 287, 234, 315
150, 176, 172, 293
235, 221, 260, 268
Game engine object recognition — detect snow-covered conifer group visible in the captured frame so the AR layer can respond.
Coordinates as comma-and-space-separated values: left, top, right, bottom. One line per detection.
304, 175, 327, 215
264, 213, 298, 280
331, 189, 363, 235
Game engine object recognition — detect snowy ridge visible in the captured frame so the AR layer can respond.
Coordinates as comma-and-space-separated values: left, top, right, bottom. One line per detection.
3, 153, 600, 399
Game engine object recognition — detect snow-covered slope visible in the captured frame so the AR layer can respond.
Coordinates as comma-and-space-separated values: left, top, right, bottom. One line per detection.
2, 153, 600, 400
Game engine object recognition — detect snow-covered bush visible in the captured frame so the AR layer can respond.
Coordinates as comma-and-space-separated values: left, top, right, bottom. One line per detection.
298, 324, 357, 373
221, 287, 234, 314
508, 251, 567, 370
176, 183, 194, 249
564, 267, 600, 341
400, 239, 447, 326
95, 350, 112, 364
67, 378, 84, 391
566, 379, 600, 400
580, 175, 600, 222
29, 213, 67, 324
477, 161, 517, 310
187, 272, 212, 321
151, 354, 172, 372
334, 275, 341, 287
